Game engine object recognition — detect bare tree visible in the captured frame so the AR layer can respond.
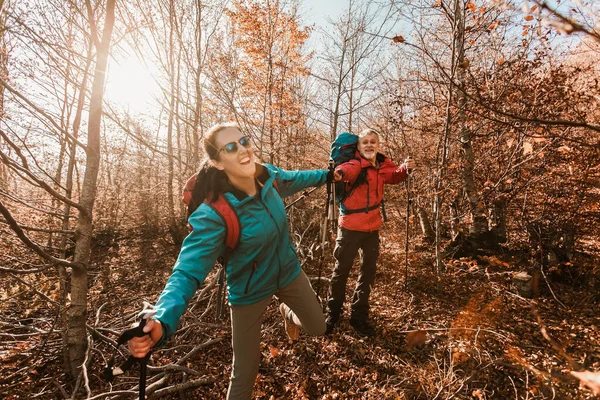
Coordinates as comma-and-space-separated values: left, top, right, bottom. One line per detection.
313, 0, 397, 140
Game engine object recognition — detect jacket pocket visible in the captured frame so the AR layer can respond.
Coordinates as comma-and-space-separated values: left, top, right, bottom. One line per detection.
244, 260, 258, 294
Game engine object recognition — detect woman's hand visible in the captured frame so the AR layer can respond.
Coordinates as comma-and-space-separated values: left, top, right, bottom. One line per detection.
127, 319, 163, 358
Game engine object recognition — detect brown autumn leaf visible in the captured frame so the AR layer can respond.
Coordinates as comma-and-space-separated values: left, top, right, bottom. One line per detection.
524, 15, 534, 21
406, 330, 427, 351
392, 35, 405, 43
558, 145, 572, 153
269, 346, 280, 358
467, 2, 476, 12
530, 5, 539, 12
488, 22, 498, 30
459, 59, 470, 69
571, 370, 600, 395
472, 389, 485, 399
498, 56, 505, 65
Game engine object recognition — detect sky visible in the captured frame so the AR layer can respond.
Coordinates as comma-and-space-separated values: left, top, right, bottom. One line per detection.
105, 0, 349, 112
301, 0, 346, 27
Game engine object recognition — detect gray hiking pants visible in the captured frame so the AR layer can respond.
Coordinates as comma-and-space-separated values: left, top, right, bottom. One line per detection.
227, 270, 326, 400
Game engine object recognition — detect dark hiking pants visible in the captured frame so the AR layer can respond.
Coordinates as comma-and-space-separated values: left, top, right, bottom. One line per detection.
327, 227, 380, 323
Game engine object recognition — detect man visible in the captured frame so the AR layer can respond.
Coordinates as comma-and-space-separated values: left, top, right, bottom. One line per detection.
327, 128, 415, 336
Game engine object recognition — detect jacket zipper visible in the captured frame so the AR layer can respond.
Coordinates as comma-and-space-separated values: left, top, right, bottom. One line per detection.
244, 260, 257, 294
365, 175, 370, 213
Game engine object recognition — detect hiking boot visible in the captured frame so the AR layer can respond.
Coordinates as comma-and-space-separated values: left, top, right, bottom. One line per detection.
279, 304, 299, 341
350, 319, 375, 337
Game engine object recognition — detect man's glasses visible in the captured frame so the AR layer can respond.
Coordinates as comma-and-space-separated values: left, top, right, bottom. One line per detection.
218, 136, 251, 154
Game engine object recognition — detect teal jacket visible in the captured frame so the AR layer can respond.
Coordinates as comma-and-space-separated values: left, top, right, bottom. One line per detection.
153, 164, 328, 341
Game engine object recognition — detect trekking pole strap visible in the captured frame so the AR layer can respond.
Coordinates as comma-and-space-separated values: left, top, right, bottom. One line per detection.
103, 309, 156, 386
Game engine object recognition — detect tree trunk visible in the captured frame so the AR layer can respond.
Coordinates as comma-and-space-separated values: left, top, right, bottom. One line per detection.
417, 204, 435, 243
166, 0, 182, 244
192, 0, 203, 170
61, 42, 93, 370
454, 0, 488, 238
488, 198, 507, 243
0, 2, 7, 190
65, 0, 115, 378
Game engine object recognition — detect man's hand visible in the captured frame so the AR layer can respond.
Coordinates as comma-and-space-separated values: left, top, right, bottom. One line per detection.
404, 158, 416, 172
127, 319, 162, 358
333, 170, 343, 182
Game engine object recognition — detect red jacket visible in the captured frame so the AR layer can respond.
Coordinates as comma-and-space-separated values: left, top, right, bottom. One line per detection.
335, 152, 408, 232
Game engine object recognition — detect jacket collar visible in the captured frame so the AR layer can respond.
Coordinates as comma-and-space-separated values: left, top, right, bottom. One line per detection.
354, 151, 388, 168
223, 163, 272, 201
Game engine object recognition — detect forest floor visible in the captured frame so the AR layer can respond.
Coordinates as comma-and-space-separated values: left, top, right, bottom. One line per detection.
1, 224, 599, 399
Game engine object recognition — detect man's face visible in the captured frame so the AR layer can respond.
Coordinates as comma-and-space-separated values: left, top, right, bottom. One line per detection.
357, 133, 379, 162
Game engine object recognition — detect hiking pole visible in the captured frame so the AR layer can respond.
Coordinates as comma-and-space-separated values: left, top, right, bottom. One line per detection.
316, 162, 334, 309
285, 186, 321, 210
104, 308, 157, 400
404, 159, 412, 292
328, 159, 337, 232
316, 207, 329, 310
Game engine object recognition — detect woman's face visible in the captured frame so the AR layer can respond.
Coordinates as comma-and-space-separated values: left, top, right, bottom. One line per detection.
357, 133, 379, 162
212, 127, 256, 179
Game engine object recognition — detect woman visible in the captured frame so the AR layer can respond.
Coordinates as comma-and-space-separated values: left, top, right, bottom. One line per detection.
327, 128, 415, 336
128, 122, 328, 399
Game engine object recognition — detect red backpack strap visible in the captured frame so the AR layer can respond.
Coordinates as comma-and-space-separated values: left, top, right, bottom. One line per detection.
205, 194, 240, 251
182, 174, 197, 206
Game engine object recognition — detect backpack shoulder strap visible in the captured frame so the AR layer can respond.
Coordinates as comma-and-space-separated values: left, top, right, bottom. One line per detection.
205, 194, 241, 251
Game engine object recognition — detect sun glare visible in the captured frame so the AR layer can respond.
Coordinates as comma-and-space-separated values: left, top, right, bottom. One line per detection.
105, 55, 160, 113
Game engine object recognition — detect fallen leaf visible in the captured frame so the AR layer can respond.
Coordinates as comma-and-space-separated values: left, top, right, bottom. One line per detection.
406, 330, 427, 351
557, 145, 572, 153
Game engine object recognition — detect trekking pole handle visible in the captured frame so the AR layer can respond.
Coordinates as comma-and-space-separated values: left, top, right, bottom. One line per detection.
138, 309, 157, 322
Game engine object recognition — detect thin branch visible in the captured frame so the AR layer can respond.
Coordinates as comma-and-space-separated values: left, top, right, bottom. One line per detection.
0, 200, 79, 270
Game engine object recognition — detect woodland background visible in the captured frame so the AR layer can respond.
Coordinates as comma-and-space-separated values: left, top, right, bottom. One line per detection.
0, 0, 599, 399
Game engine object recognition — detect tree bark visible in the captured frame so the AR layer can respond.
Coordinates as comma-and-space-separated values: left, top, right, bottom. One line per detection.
65, 0, 115, 379
0, 1, 7, 190
454, 0, 488, 238
417, 204, 435, 243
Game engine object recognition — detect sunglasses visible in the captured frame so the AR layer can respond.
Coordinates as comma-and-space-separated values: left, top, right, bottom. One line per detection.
218, 136, 251, 154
